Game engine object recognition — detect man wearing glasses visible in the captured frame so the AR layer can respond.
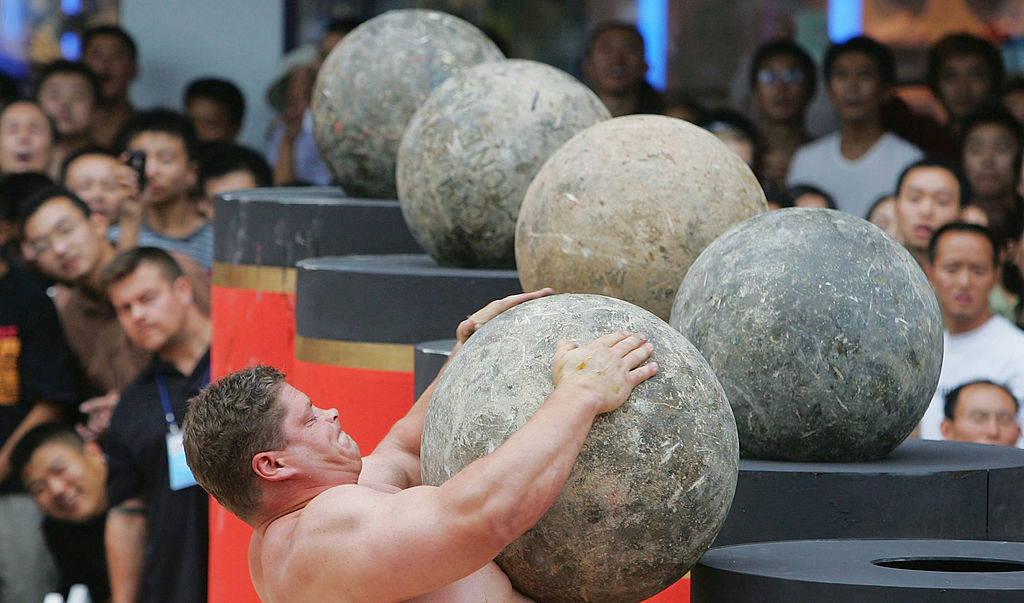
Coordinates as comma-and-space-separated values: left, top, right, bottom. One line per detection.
749, 39, 817, 192
941, 380, 1021, 447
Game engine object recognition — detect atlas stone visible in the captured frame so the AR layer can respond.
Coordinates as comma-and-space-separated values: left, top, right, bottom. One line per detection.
312, 9, 504, 199
515, 114, 767, 321
670, 208, 943, 462
397, 59, 610, 268
421, 293, 739, 603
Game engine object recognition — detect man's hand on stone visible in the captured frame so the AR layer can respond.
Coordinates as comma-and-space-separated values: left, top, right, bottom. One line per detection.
552, 331, 658, 415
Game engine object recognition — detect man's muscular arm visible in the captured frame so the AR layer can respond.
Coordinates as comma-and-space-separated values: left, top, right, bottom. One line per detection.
291, 331, 657, 602
361, 288, 553, 489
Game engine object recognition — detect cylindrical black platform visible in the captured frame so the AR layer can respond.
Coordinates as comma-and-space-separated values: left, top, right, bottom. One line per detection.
213, 187, 421, 267
414, 339, 455, 399
295, 255, 520, 346
715, 439, 1024, 546
211, 187, 423, 377
291, 254, 521, 450
693, 539, 1024, 602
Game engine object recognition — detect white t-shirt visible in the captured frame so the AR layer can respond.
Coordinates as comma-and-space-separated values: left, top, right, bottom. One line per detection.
786, 131, 922, 219
918, 315, 1024, 447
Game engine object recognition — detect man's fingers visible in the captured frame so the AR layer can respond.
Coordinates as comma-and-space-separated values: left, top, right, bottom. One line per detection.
628, 361, 659, 385
622, 341, 655, 368
610, 332, 648, 354
474, 288, 553, 321
460, 288, 554, 343
553, 339, 578, 356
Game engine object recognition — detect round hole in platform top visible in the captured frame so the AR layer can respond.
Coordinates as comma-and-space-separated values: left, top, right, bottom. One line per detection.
872, 557, 1024, 572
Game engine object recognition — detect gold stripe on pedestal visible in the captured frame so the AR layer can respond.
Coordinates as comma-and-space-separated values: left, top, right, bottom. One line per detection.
294, 336, 415, 372
212, 262, 296, 293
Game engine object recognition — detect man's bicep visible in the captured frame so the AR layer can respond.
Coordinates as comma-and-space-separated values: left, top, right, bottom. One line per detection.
297, 486, 502, 601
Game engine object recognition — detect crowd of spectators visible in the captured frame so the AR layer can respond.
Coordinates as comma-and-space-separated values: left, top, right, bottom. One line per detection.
1, 14, 1024, 603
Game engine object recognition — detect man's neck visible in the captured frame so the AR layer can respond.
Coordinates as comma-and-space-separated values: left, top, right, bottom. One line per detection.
98, 95, 132, 118
80, 241, 117, 296
91, 98, 133, 146
908, 246, 930, 271
597, 90, 639, 117
144, 196, 205, 238
946, 311, 993, 335
974, 192, 1017, 211
838, 119, 884, 160
760, 118, 809, 152
158, 310, 211, 376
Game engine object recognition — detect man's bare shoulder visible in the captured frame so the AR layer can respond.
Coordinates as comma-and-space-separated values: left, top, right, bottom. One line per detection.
252, 484, 388, 602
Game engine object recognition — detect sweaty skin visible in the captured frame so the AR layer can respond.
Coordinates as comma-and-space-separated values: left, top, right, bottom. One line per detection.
245, 290, 658, 602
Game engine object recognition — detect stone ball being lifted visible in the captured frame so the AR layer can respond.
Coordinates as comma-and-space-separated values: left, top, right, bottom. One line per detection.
312, 9, 503, 199
670, 208, 943, 462
515, 114, 767, 321
421, 293, 739, 602
397, 59, 610, 268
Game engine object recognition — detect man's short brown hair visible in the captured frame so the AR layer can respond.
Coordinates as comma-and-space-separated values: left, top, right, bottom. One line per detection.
182, 366, 287, 519
100, 246, 184, 290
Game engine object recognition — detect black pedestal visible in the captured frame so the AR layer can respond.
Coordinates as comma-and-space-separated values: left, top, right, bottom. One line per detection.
693, 539, 1024, 602
414, 339, 455, 398
715, 439, 1024, 546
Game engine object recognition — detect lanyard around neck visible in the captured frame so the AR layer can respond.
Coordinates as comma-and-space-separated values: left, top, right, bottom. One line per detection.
155, 366, 210, 433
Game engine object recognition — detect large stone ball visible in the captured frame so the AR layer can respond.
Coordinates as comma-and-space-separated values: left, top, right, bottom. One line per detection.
670, 208, 943, 462
397, 59, 610, 268
515, 115, 767, 321
421, 293, 739, 602
312, 10, 504, 199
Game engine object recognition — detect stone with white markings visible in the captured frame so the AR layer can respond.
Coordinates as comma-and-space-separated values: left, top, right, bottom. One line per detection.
421, 293, 738, 602
397, 59, 610, 268
670, 208, 943, 461
515, 114, 767, 321
313, 9, 503, 199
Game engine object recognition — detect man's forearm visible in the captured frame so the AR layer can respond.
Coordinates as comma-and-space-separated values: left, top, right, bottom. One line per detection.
106, 501, 148, 603
439, 383, 603, 545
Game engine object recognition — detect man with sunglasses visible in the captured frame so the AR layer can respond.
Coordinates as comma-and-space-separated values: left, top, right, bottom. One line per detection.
749, 39, 817, 192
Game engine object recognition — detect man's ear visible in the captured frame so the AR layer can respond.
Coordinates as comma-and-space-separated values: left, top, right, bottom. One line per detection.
940, 417, 954, 440
173, 274, 194, 305
252, 451, 297, 481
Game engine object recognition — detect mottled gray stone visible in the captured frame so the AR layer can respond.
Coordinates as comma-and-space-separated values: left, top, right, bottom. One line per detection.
670, 208, 944, 462
397, 59, 610, 268
312, 9, 504, 199
421, 293, 739, 602
515, 114, 767, 321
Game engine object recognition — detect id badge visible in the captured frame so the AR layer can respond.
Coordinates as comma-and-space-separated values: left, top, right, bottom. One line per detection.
166, 430, 198, 491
